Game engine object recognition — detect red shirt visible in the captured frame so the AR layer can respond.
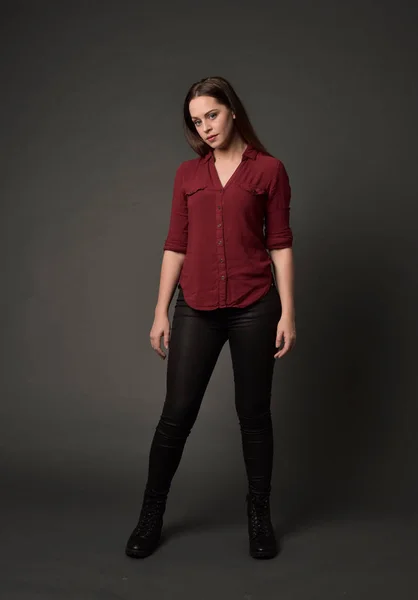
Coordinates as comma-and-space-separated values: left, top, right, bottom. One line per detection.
163, 143, 293, 310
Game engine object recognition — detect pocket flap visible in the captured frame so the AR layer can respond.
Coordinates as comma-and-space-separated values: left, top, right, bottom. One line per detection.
238, 182, 265, 195
184, 181, 208, 196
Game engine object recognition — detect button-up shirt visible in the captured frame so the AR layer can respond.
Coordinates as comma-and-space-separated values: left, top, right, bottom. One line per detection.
163, 143, 293, 310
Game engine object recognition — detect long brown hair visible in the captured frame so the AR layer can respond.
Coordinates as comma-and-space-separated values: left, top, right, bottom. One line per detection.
183, 76, 272, 158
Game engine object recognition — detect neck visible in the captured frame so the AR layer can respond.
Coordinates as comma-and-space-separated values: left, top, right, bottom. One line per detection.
213, 136, 247, 162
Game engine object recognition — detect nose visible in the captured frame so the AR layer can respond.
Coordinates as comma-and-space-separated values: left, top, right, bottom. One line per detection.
203, 119, 212, 133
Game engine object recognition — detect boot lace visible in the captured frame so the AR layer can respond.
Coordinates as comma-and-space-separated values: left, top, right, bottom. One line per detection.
249, 494, 272, 539
134, 497, 165, 538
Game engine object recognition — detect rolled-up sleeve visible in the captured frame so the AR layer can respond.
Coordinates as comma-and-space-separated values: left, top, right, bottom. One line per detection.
163, 163, 188, 253
264, 160, 293, 250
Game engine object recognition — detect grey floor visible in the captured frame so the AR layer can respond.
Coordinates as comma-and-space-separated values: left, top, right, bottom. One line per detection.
3, 471, 417, 600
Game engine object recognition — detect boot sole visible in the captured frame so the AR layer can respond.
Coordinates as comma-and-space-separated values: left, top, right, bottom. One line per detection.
125, 546, 158, 559
250, 548, 279, 559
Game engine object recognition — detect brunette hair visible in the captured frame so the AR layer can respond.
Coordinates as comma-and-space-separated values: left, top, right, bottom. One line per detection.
183, 76, 271, 158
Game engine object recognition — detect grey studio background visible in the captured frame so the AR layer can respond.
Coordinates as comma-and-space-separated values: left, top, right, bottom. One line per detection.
1, 1, 417, 599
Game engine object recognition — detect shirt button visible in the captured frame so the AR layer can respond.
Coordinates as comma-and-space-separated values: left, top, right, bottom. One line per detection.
221, 275, 225, 280
218, 240, 222, 245
217, 223, 222, 228
220, 258, 224, 263
217, 205, 221, 209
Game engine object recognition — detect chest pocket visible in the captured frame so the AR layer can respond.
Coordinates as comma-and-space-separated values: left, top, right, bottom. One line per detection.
184, 182, 209, 212
184, 182, 208, 197
237, 182, 266, 197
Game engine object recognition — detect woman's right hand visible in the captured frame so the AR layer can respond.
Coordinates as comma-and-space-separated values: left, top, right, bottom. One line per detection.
150, 312, 171, 360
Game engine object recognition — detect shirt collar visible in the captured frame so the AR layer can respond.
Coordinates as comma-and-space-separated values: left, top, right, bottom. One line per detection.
202, 143, 258, 163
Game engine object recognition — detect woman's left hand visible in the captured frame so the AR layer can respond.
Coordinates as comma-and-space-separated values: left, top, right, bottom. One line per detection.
274, 316, 296, 359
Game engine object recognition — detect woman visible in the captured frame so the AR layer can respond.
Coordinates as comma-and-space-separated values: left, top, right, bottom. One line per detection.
125, 76, 296, 560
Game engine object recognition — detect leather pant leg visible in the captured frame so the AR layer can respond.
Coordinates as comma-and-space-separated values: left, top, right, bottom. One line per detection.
227, 284, 282, 495
145, 288, 227, 494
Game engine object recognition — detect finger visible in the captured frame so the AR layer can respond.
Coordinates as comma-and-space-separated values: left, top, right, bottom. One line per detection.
150, 339, 166, 359
277, 333, 297, 357
275, 340, 291, 358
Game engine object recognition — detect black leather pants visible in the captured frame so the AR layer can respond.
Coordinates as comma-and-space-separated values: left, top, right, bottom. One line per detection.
145, 283, 282, 496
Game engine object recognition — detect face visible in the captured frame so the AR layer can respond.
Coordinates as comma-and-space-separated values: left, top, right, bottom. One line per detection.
189, 95, 235, 148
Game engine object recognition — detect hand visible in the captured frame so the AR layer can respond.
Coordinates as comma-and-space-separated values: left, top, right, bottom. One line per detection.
150, 312, 170, 360
274, 315, 296, 359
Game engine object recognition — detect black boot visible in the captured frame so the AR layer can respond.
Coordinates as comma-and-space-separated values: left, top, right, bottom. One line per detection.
246, 491, 279, 559
125, 487, 168, 559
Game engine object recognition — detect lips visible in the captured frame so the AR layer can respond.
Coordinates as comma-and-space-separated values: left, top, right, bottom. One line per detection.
207, 134, 218, 141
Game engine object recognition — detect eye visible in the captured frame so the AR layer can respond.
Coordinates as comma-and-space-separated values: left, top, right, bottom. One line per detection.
192, 112, 217, 128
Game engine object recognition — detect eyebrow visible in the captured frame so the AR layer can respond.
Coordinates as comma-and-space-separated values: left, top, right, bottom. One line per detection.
191, 109, 217, 121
